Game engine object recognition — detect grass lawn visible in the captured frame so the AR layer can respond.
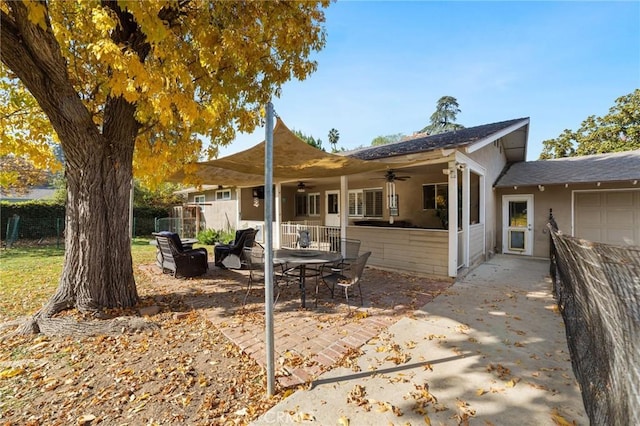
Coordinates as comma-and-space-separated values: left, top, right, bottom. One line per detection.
0, 238, 163, 321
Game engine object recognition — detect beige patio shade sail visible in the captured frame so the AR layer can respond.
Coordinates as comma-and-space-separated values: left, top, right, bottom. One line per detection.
170, 118, 398, 186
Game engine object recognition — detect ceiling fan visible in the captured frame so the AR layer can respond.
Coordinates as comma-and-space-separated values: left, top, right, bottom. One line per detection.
373, 170, 411, 182
297, 181, 314, 192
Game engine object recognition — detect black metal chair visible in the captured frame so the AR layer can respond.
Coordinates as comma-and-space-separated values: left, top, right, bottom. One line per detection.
214, 228, 256, 269
328, 238, 361, 274
319, 251, 371, 311
152, 232, 208, 278
242, 243, 296, 306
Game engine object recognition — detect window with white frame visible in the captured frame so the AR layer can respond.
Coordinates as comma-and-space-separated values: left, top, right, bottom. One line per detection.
308, 193, 320, 216
363, 189, 383, 217
215, 189, 231, 200
348, 190, 364, 216
422, 183, 448, 210
193, 195, 205, 214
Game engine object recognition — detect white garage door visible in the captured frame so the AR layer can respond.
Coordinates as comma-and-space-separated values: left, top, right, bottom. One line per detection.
574, 190, 640, 246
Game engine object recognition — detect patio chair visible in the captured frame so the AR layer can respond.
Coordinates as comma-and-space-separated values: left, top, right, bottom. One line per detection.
326, 238, 361, 275
319, 251, 371, 311
242, 243, 296, 306
152, 232, 208, 278
214, 228, 256, 269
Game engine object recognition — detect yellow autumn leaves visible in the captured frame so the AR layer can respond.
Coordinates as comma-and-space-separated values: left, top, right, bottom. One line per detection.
4, 0, 330, 189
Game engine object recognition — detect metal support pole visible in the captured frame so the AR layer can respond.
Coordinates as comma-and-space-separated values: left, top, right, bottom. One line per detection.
264, 102, 275, 396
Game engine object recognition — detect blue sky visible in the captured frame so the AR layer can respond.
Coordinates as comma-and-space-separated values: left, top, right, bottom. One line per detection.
219, 1, 640, 161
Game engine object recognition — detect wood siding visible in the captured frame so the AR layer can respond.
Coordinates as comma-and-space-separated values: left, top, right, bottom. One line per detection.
347, 226, 450, 278
469, 224, 485, 266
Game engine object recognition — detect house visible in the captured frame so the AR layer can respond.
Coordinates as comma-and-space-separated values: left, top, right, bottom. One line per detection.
174, 118, 640, 279
493, 150, 640, 256
172, 184, 239, 233
1, 186, 56, 203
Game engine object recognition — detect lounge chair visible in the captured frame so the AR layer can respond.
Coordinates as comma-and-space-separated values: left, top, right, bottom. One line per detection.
153, 232, 208, 278
214, 228, 256, 269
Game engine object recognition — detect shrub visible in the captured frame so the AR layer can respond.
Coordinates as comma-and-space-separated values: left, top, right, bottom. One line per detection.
196, 228, 237, 245
218, 229, 236, 244
197, 228, 219, 245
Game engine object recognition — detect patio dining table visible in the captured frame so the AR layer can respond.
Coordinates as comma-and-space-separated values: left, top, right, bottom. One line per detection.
273, 249, 342, 308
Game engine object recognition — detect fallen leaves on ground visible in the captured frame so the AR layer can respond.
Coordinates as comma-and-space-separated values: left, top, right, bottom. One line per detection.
346, 384, 371, 411
551, 408, 578, 425
0, 302, 284, 425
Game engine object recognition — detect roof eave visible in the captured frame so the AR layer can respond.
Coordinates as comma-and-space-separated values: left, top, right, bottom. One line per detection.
465, 118, 530, 162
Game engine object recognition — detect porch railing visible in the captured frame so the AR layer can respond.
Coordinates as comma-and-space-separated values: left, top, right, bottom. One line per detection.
280, 223, 340, 251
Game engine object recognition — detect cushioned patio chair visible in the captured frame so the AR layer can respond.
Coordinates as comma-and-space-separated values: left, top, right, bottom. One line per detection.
152, 232, 208, 278
319, 251, 371, 311
214, 228, 256, 269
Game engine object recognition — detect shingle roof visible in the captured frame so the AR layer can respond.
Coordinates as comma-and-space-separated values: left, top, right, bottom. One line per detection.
494, 150, 640, 187
347, 118, 529, 161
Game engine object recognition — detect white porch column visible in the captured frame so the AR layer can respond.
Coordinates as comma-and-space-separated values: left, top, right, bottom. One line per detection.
274, 182, 282, 248
447, 161, 458, 278
340, 175, 348, 242
461, 164, 470, 267
235, 188, 241, 229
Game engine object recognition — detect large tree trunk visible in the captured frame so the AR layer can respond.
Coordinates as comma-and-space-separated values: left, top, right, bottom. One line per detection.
20, 98, 141, 334
46, 116, 139, 315
2, 2, 143, 334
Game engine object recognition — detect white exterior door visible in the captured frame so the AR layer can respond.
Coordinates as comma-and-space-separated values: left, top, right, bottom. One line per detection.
325, 191, 340, 227
502, 194, 534, 256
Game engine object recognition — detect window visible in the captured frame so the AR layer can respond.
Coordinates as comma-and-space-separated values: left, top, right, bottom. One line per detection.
470, 172, 480, 224
308, 193, 320, 216
422, 183, 448, 210
348, 190, 364, 216
295, 193, 319, 216
295, 194, 307, 216
327, 193, 339, 215
363, 189, 383, 217
215, 189, 231, 200
194, 195, 205, 214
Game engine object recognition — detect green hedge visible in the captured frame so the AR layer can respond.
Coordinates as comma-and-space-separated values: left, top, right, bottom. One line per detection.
0, 201, 171, 240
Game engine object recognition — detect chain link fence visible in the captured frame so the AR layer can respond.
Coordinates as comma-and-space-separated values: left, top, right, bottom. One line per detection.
2, 216, 164, 248
548, 213, 639, 426
154, 217, 199, 239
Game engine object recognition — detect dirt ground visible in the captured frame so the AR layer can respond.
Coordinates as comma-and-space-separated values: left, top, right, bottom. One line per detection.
0, 262, 451, 426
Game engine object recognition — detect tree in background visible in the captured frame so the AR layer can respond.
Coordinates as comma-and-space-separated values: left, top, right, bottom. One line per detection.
0, 74, 62, 193
293, 129, 324, 150
1, 0, 328, 333
419, 95, 464, 134
133, 181, 184, 209
328, 128, 340, 152
0, 155, 50, 195
371, 133, 405, 146
540, 90, 640, 159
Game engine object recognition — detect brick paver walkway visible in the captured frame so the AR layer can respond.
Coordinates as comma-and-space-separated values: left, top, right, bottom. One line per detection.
141, 263, 451, 388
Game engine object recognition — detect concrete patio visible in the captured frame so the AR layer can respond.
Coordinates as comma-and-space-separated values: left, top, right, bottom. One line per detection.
253, 255, 587, 425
